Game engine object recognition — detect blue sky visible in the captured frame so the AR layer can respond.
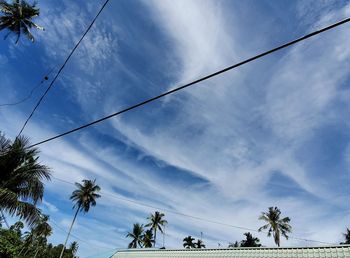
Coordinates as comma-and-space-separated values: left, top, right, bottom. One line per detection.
1, 0, 350, 257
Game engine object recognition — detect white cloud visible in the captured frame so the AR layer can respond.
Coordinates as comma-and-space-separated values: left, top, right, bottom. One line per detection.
144, 0, 239, 82
42, 200, 59, 213
1, 1, 350, 256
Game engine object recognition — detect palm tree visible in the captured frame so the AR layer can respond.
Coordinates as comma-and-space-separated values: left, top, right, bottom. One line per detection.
258, 206, 292, 247
145, 211, 167, 247
59, 179, 101, 258
142, 229, 154, 248
240, 232, 261, 247
183, 235, 195, 249
9, 220, 24, 236
33, 214, 52, 258
20, 214, 52, 256
340, 228, 350, 245
195, 239, 206, 249
0, 0, 44, 43
126, 223, 144, 248
69, 241, 79, 257
0, 134, 51, 226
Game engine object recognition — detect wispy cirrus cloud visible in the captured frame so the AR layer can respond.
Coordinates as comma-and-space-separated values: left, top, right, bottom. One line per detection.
1, 0, 350, 257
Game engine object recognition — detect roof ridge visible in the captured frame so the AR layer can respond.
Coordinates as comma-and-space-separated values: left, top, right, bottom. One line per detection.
114, 245, 350, 253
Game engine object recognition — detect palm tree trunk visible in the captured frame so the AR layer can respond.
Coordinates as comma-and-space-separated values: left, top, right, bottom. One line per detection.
59, 205, 80, 258
154, 228, 157, 248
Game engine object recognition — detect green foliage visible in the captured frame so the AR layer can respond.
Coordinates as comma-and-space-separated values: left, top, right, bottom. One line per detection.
240, 232, 261, 247
126, 223, 144, 248
0, 226, 22, 257
183, 235, 195, 249
22, 214, 52, 257
194, 239, 205, 249
0, 133, 51, 226
69, 241, 79, 256
142, 229, 154, 248
70, 179, 101, 213
40, 243, 77, 258
0, 0, 44, 43
258, 206, 292, 247
0, 220, 78, 258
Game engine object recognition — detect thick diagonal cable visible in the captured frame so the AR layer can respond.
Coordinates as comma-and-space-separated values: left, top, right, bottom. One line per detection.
29, 17, 350, 148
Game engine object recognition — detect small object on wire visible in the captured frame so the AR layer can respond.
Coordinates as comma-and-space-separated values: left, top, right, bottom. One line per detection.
0, 67, 55, 108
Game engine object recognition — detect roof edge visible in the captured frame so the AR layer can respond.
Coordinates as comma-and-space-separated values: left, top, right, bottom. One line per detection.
113, 245, 350, 253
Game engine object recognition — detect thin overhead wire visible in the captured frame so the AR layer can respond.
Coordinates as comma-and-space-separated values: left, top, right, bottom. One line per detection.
51, 176, 335, 245
49, 218, 112, 250
0, 67, 56, 108
17, 0, 111, 137
28, 17, 350, 148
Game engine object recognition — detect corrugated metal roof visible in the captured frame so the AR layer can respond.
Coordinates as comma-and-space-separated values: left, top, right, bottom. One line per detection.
111, 246, 350, 258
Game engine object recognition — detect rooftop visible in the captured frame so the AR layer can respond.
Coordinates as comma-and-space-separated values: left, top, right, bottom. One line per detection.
111, 246, 350, 258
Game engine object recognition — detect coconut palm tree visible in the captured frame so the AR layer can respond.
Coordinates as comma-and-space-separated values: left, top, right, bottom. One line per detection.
33, 214, 52, 258
195, 239, 206, 249
126, 223, 144, 248
340, 228, 350, 245
258, 207, 291, 247
142, 229, 154, 248
183, 236, 195, 249
20, 214, 52, 256
0, 134, 51, 226
145, 211, 167, 247
59, 179, 101, 258
240, 232, 261, 247
69, 241, 79, 257
0, 0, 44, 43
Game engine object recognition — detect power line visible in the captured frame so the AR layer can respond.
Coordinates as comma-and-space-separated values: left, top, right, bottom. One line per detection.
28, 17, 350, 148
0, 67, 55, 108
51, 176, 335, 245
49, 218, 112, 250
17, 0, 111, 137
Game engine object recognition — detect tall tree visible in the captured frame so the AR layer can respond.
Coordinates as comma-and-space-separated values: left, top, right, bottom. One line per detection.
59, 179, 101, 258
145, 211, 167, 247
0, 223, 23, 257
69, 241, 79, 257
183, 236, 195, 249
340, 228, 350, 245
0, 133, 51, 226
258, 207, 291, 247
20, 214, 52, 257
0, 0, 44, 43
240, 232, 261, 247
195, 239, 206, 249
126, 223, 144, 248
32, 214, 52, 258
142, 229, 154, 248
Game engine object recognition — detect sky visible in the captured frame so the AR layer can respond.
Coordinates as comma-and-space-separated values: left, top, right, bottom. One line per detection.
1, 0, 350, 257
